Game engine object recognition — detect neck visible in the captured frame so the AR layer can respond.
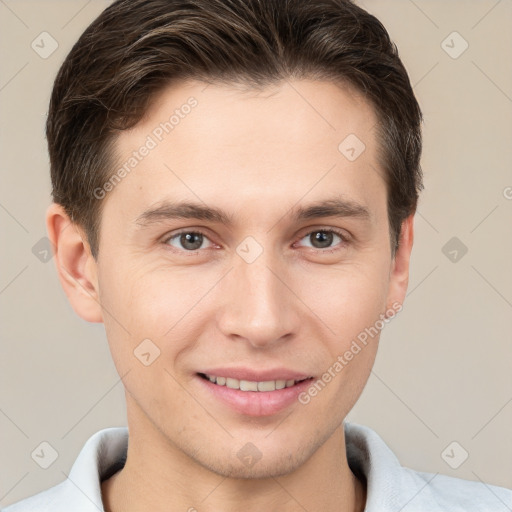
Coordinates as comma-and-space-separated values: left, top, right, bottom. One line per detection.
101, 399, 366, 512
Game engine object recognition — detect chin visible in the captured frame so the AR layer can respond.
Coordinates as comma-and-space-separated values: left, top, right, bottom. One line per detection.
186, 433, 322, 480
201, 453, 306, 480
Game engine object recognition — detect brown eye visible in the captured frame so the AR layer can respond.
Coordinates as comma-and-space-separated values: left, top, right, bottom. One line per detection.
297, 229, 347, 252
164, 231, 211, 252
310, 231, 336, 249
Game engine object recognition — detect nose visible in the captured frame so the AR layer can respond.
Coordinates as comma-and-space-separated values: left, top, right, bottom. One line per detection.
216, 247, 299, 349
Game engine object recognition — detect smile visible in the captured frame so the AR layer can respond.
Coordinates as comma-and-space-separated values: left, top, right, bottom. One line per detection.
199, 372, 312, 391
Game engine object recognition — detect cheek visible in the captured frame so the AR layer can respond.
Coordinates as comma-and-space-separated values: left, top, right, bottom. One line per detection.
297, 258, 391, 338
98, 243, 391, 371
96, 264, 196, 409
293, 256, 390, 406
295, 275, 386, 424
100, 262, 210, 364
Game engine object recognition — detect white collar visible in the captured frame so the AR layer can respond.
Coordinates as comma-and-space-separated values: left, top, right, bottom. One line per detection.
5, 422, 511, 511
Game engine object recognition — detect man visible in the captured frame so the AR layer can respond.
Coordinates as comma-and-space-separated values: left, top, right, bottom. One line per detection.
4, 0, 511, 511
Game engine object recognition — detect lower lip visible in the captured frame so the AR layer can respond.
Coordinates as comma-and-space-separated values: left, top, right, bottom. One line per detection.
197, 375, 314, 417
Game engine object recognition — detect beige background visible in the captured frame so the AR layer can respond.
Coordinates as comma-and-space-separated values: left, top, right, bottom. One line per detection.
1, 0, 511, 506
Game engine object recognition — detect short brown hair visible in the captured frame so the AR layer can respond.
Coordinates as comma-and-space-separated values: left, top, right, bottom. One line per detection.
47, 0, 423, 259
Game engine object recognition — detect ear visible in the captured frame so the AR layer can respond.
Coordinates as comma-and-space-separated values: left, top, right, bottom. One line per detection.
385, 214, 414, 312
46, 203, 103, 323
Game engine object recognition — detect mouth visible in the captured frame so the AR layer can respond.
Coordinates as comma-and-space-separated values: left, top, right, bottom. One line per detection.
198, 372, 314, 392
195, 371, 315, 416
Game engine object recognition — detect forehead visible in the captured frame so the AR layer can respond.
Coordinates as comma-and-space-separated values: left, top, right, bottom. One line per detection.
133, 78, 378, 153
107, 79, 385, 227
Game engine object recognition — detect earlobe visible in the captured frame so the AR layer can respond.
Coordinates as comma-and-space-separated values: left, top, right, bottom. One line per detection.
46, 203, 103, 323
385, 214, 415, 312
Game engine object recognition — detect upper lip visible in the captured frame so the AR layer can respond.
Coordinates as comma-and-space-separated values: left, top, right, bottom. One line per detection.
198, 367, 312, 382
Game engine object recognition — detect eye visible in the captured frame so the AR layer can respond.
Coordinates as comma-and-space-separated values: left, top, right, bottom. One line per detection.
163, 230, 214, 252
296, 228, 348, 253
162, 227, 348, 255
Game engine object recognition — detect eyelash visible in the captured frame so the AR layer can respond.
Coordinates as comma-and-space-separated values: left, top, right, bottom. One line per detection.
162, 228, 349, 255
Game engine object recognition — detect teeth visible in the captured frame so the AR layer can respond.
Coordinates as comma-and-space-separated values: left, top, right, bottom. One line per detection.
240, 380, 258, 391
257, 380, 275, 392
204, 374, 306, 392
226, 377, 239, 389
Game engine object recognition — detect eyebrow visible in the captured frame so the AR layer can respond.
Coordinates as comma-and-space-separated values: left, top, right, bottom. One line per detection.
134, 196, 371, 228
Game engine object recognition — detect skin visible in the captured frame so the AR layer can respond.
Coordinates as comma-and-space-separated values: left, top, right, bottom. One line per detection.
47, 79, 414, 512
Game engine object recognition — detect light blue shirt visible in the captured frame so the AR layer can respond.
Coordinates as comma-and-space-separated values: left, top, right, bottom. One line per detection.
3, 422, 511, 511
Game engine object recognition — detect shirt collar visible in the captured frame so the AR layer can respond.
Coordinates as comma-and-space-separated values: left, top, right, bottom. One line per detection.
63, 422, 411, 511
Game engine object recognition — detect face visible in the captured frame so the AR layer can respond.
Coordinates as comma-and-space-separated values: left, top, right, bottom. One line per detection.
91, 79, 410, 478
